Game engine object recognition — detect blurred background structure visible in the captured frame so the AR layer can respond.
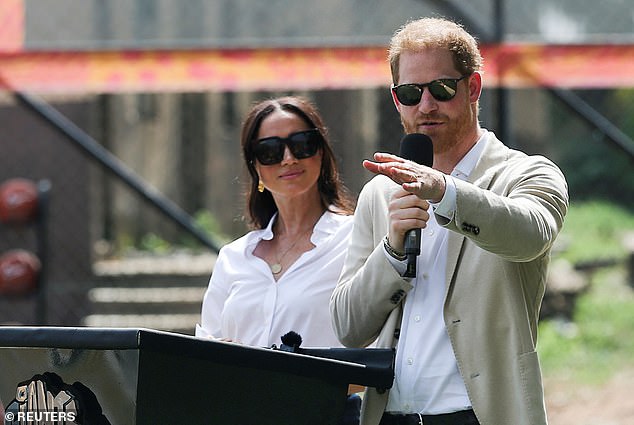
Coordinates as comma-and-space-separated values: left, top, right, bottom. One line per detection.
1, 0, 633, 336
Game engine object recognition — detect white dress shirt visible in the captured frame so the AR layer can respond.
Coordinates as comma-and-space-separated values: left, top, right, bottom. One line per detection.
196, 210, 353, 348
385, 133, 488, 414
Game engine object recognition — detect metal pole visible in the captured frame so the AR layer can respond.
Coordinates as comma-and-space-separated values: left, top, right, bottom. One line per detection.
14, 91, 222, 253
494, 0, 511, 146
547, 87, 634, 161
35, 179, 51, 324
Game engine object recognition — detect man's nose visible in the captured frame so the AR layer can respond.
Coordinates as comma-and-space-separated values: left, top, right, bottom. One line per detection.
417, 88, 439, 114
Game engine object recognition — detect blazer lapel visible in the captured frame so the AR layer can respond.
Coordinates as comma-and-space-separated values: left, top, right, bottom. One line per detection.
444, 134, 507, 294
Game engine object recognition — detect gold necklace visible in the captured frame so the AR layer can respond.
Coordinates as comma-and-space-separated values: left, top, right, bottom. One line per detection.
270, 226, 313, 275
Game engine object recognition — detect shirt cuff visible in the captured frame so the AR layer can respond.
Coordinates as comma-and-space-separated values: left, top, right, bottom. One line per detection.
195, 324, 212, 338
430, 174, 457, 220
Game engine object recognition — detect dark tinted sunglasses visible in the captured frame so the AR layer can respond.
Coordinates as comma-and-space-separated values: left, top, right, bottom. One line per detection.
392, 75, 469, 105
253, 129, 322, 165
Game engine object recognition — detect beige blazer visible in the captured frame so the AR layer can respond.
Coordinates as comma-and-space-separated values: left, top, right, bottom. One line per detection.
330, 133, 568, 425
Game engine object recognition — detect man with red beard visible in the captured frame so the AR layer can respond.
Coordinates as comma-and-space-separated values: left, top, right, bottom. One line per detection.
331, 17, 568, 425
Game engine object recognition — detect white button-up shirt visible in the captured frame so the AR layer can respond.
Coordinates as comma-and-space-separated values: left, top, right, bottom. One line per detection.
197, 210, 353, 348
385, 132, 488, 414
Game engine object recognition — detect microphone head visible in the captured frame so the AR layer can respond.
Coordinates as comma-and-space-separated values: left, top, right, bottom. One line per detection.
280, 331, 303, 348
399, 133, 433, 167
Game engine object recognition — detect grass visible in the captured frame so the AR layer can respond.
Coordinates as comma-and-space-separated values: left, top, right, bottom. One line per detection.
538, 200, 634, 384
539, 267, 634, 384
555, 200, 634, 264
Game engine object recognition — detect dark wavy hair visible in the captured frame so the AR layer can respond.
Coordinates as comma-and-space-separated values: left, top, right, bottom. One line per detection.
241, 96, 355, 229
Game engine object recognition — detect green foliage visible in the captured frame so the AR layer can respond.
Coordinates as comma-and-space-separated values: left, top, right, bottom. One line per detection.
178, 210, 233, 250
132, 210, 232, 254
557, 200, 634, 264
192, 209, 232, 245
538, 201, 634, 384
139, 232, 171, 254
550, 89, 634, 210
538, 268, 634, 384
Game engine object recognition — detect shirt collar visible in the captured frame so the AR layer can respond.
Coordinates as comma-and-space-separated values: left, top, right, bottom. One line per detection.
451, 130, 488, 181
245, 208, 343, 248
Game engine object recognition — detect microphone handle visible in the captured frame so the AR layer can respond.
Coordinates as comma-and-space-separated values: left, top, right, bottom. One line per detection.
398, 133, 432, 279
403, 228, 421, 278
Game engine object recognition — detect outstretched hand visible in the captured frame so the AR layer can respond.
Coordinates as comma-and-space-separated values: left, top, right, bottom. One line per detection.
363, 152, 446, 203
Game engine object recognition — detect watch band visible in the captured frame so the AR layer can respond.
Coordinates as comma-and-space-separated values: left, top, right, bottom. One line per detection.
383, 236, 407, 261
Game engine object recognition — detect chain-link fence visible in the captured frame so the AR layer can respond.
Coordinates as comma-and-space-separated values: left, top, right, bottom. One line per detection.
1, 0, 633, 333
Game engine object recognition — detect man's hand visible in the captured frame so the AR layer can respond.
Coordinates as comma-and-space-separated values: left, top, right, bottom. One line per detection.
386, 188, 429, 253
363, 152, 447, 203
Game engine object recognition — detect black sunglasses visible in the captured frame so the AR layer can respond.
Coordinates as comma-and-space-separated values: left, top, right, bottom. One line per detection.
392, 75, 470, 105
253, 129, 322, 165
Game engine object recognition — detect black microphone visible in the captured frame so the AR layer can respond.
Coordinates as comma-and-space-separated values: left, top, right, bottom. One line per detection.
279, 331, 303, 352
398, 133, 433, 278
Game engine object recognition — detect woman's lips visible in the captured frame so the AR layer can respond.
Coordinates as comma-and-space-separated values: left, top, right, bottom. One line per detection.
279, 169, 304, 179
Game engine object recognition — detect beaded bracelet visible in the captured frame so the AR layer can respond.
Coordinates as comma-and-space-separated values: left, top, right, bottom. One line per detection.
383, 236, 407, 261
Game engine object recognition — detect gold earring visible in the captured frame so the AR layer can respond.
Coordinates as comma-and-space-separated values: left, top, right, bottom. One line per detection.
258, 180, 265, 193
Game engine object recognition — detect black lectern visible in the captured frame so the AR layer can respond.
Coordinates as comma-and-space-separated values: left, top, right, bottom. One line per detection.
0, 327, 394, 425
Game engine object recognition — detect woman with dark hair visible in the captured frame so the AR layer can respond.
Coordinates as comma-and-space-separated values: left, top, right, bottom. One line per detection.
196, 96, 359, 423
241, 96, 354, 231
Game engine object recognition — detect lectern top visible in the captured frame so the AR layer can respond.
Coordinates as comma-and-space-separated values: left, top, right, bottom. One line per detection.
0, 326, 395, 389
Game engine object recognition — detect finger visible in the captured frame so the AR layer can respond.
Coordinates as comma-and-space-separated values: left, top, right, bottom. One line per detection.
363, 160, 406, 179
390, 187, 415, 201
390, 191, 430, 215
389, 161, 425, 181
388, 195, 430, 249
392, 188, 429, 207
363, 163, 415, 185
390, 209, 429, 226
402, 180, 425, 193
390, 167, 419, 183
363, 159, 382, 174
388, 212, 429, 249
373, 152, 406, 163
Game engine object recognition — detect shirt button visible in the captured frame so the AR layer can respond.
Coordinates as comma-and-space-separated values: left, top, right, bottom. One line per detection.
428, 230, 434, 236
404, 404, 411, 411
422, 273, 429, 280
407, 357, 413, 365
414, 315, 421, 322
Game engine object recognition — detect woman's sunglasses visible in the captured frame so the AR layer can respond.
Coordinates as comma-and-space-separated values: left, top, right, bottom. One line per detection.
253, 129, 322, 165
392, 75, 469, 105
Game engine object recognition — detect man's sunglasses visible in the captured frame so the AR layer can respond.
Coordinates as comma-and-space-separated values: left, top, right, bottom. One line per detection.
392, 75, 470, 105
253, 129, 322, 165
